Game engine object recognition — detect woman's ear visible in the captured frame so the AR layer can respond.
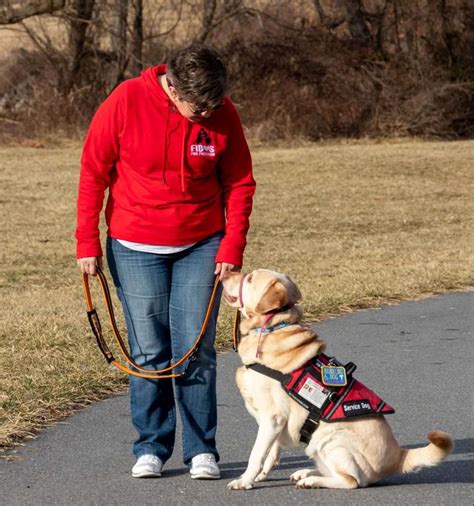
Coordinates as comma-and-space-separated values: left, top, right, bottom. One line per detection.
168, 84, 180, 104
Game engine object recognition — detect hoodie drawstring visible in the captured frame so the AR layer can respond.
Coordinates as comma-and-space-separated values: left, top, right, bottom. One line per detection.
141, 66, 188, 197
162, 104, 171, 184
181, 119, 187, 196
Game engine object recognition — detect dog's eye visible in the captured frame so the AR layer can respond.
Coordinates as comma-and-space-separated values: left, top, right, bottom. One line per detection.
247, 274, 253, 283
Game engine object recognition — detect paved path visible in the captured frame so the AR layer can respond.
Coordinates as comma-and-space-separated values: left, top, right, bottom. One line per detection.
2, 291, 473, 505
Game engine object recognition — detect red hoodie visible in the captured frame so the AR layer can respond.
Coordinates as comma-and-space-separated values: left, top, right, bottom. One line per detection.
76, 64, 255, 266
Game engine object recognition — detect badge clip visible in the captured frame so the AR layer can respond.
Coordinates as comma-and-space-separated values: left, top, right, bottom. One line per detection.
321, 365, 347, 387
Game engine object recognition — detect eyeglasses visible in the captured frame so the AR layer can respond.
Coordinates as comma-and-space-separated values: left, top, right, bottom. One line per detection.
187, 100, 224, 115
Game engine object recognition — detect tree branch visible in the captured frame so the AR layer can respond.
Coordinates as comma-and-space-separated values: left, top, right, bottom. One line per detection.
0, 0, 65, 24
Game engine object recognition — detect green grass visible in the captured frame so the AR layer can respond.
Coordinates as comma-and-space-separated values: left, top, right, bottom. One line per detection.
0, 138, 472, 453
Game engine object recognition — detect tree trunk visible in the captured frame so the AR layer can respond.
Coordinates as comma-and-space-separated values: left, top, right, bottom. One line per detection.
312, 0, 346, 29
312, 0, 372, 46
65, 0, 95, 93
111, 0, 129, 83
199, 0, 217, 42
345, 0, 371, 46
0, 0, 65, 24
130, 0, 143, 76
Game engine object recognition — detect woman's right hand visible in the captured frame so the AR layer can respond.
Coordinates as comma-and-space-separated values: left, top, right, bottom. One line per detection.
77, 256, 103, 276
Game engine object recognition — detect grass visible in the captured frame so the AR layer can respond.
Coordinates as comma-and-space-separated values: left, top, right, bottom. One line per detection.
0, 138, 472, 454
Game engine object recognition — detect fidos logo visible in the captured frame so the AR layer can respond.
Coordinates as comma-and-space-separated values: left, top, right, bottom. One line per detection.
190, 128, 215, 157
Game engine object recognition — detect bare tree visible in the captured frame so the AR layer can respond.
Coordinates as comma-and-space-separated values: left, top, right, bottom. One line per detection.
312, 0, 372, 46
199, 0, 217, 42
0, 0, 65, 24
130, 0, 143, 76
197, 0, 244, 42
66, 0, 95, 92
344, 0, 371, 46
312, 0, 345, 29
110, 0, 129, 83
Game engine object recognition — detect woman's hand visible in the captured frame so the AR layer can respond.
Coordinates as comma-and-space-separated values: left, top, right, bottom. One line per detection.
215, 262, 240, 281
77, 256, 103, 276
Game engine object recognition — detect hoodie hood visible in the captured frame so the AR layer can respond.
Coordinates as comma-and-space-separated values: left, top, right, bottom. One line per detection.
141, 64, 170, 108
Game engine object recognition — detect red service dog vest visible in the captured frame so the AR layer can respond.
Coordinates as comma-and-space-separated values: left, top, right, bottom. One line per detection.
283, 354, 394, 421
247, 353, 394, 444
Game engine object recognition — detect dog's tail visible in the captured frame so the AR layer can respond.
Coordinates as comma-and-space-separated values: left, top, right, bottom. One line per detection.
397, 431, 453, 474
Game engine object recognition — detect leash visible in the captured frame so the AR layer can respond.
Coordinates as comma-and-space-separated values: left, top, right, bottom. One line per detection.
232, 273, 247, 351
82, 266, 221, 379
232, 308, 241, 351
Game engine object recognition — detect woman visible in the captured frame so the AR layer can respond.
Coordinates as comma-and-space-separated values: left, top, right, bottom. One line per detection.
75, 43, 255, 479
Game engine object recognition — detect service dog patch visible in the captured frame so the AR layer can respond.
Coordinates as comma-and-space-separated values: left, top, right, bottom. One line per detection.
342, 399, 372, 417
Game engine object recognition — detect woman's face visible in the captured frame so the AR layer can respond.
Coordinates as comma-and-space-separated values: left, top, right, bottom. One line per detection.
168, 86, 214, 123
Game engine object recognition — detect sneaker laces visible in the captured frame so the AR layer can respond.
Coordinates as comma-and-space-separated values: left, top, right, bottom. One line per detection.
138, 455, 161, 465
193, 453, 217, 467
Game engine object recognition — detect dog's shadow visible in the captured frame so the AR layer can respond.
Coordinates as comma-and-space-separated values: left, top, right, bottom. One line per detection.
219, 454, 312, 481
380, 437, 474, 486
220, 438, 474, 486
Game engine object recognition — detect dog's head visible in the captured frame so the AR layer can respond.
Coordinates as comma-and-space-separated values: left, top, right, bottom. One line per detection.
222, 269, 325, 373
222, 269, 302, 316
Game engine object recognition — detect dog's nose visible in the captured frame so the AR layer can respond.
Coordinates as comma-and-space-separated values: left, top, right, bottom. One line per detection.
220, 270, 240, 282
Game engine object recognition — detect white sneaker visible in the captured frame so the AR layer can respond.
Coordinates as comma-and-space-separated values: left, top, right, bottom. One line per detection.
190, 453, 220, 479
132, 454, 163, 478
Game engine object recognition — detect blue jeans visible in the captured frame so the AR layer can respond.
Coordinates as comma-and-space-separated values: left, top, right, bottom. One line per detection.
106, 232, 223, 465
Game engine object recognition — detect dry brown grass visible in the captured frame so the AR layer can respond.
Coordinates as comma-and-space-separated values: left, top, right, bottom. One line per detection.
0, 138, 472, 454
243, 139, 473, 315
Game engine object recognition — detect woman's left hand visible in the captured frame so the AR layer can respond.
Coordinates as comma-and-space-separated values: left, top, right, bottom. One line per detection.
215, 262, 240, 280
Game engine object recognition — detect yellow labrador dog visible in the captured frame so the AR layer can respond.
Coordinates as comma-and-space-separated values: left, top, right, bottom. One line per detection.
222, 269, 453, 490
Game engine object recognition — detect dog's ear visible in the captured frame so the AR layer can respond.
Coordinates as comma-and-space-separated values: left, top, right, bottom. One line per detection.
255, 280, 287, 314
284, 275, 302, 305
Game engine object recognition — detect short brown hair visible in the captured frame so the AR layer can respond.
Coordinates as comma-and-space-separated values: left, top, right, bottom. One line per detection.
167, 42, 228, 109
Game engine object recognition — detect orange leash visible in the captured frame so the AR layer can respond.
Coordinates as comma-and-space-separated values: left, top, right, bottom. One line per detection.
232, 308, 241, 351
82, 266, 221, 379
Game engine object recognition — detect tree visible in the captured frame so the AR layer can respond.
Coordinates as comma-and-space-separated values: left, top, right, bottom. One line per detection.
197, 0, 244, 43
312, 0, 372, 47
66, 0, 95, 92
130, 0, 143, 77
110, 0, 128, 83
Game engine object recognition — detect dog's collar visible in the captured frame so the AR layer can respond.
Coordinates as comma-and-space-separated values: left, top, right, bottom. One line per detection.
236, 315, 293, 359
237, 305, 297, 357
240, 320, 294, 338
251, 321, 292, 335
255, 311, 293, 358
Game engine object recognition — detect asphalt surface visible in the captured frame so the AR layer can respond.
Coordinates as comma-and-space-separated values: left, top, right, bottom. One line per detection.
2, 291, 473, 505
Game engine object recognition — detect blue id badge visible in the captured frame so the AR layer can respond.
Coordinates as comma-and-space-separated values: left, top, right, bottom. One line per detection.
321, 366, 347, 386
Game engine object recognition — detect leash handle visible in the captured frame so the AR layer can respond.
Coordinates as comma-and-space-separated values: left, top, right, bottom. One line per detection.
82, 266, 221, 379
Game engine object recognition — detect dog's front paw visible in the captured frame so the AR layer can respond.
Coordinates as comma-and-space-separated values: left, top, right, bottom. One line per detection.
227, 477, 254, 490
290, 468, 313, 482
254, 470, 268, 482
